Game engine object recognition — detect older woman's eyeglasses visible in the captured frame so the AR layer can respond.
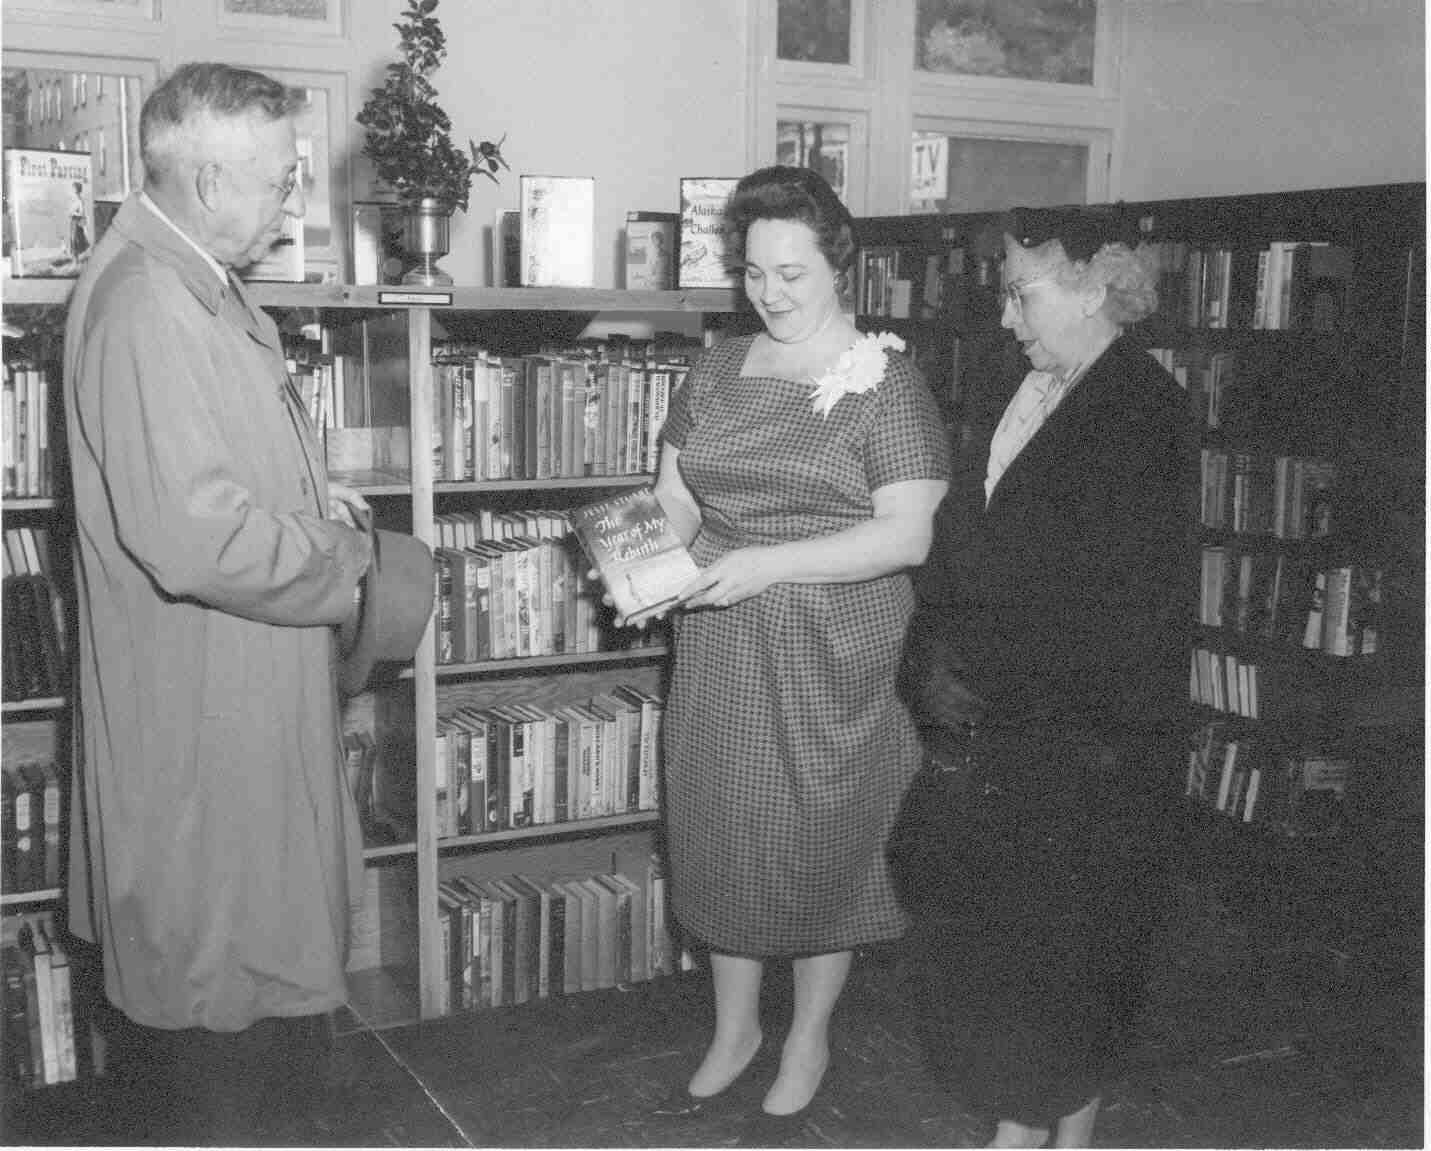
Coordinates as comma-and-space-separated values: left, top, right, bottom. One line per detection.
1002, 277, 1055, 319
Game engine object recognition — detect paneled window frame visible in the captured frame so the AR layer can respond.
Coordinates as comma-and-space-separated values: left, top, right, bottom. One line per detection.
749, 0, 1125, 214
774, 105, 871, 214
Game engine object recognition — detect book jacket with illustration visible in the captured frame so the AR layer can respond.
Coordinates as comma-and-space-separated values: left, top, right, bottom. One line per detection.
571, 486, 699, 624
677, 177, 739, 289
4, 148, 94, 278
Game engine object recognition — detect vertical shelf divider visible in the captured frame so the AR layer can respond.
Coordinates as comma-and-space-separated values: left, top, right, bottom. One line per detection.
406, 304, 441, 1019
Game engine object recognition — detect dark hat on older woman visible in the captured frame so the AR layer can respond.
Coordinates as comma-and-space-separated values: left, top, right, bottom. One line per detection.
1005, 206, 1139, 262
338, 528, 434, 697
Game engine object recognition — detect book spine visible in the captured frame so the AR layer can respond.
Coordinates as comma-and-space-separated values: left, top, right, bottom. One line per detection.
1320, 566, 1353, 656
637, 698, 658, 811
497, 360, 516, 479
2, 945, 33, 1087
3, 365, 15, 498
19, 943, 43, 1084
534, 359, 554, 480
644, 368, 670, 475
12, 776, 35, 892
624, 364, 645, 475
39, 765, 59, 890
605, 363, 624, 475
545, 879, 565, 997
18, 924, 56, 1085
434, 726, 451, 839
519, 543, 539, 659
434, 551, 454, 665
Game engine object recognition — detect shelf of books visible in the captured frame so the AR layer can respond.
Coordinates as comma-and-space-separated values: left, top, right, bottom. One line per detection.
2, 908, 92, 1089
1, 277, 735, 1047
1, 724, 86, 1089
247, 282, 737, 1026
848, 209, 1010, 432
2, 291, 79, 1091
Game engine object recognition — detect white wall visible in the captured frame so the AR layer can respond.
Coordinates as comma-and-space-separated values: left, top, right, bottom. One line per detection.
3, 0, 1422, 287
351, 0, 750, 287
374, 0, 1423, 280
1116, 0, 1424, 200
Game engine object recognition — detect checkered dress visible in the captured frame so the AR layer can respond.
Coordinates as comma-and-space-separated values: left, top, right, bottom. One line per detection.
660, 334, 951, 956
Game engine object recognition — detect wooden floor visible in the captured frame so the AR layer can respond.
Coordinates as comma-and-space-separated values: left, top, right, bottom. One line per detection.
3, 874, 1421, 1148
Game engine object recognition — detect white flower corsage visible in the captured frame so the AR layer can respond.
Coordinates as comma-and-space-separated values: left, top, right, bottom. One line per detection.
808, 332, 905, 418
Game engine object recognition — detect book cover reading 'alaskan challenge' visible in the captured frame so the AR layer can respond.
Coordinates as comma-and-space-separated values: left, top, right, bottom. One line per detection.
677, 177, 740, 289
570, 486, 698, 625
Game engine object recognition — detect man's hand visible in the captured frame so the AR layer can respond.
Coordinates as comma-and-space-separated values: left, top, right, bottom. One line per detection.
327, 482, 372, 533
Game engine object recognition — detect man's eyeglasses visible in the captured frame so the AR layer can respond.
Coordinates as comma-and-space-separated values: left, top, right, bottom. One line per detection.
264, 171, 301, 203
1002, 276, 1054, 319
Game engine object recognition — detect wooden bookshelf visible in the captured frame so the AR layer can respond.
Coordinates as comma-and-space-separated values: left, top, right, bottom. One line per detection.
856, 181, 1424, 859
0, 275, 733, 1043
290, 285, 735, 1024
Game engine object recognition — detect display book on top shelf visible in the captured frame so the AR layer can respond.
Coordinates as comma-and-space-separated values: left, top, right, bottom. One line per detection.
248, 280, 739, 1027
861, 184, 1424, 847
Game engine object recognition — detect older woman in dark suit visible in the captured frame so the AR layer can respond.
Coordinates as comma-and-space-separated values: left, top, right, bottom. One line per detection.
895, 217, 1197, 1147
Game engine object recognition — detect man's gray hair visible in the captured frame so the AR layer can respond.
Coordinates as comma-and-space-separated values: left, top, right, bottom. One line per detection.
141, 62, 305, 185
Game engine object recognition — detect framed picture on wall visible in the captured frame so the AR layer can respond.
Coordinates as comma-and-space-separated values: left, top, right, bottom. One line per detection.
3, 0, 159, 26
255, 67, 350, 281
216, 0, 347, 39
3, 50, 156, 202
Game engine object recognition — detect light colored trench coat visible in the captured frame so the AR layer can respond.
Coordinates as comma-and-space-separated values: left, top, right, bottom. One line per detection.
61, 194, 373, 1031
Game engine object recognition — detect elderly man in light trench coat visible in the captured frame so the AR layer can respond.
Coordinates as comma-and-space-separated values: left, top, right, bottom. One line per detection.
61, 61, 374, 1140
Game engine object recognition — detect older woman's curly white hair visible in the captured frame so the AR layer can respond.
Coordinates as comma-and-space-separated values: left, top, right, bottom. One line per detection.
1006, 229, 1161, 327
1077, 242, 1160, 326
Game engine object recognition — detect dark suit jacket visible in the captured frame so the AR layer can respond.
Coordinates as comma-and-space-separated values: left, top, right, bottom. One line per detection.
907, 335, 1197, 744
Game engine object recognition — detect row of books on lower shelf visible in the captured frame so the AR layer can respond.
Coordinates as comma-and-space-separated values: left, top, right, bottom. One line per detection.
1191, 646, 1268, 718
1185, 720, 1351, 837
854, 246, 925, 318
434, 685, 664, 839
2, 359, 53, 499
1199, 448, 1336, 537
1199, 550, 1383, 656
434, 513, 665, 664
341, 680, 665, 847
428, 344, 693, 483
3, 915, 85, 1088
1149, 346, 1233, 430
435, 855, 680, 1015
3, 525, 66, 702
2, 725, 61, 894
3, 574, 65, 703
1146, 240, 1351, 332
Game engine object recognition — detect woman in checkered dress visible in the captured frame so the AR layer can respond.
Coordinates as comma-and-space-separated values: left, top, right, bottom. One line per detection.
651, 167, 950, 1125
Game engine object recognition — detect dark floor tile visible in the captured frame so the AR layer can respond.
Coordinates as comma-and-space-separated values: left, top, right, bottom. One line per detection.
5, 873, 1420, 1149
1, 1025, 464, 1148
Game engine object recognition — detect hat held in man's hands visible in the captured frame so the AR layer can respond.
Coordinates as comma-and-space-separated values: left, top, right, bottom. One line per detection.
338, 528, 434, 697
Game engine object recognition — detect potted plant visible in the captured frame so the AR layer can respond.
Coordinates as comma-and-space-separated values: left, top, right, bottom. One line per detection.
356, 0, 508, 285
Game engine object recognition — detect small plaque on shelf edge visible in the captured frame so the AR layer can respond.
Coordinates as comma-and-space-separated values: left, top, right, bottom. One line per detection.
377, 289, 454, 307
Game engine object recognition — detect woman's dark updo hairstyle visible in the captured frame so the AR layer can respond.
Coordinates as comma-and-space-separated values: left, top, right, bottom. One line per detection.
723, 165, 858, 275
1002, 205, 1139, 264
